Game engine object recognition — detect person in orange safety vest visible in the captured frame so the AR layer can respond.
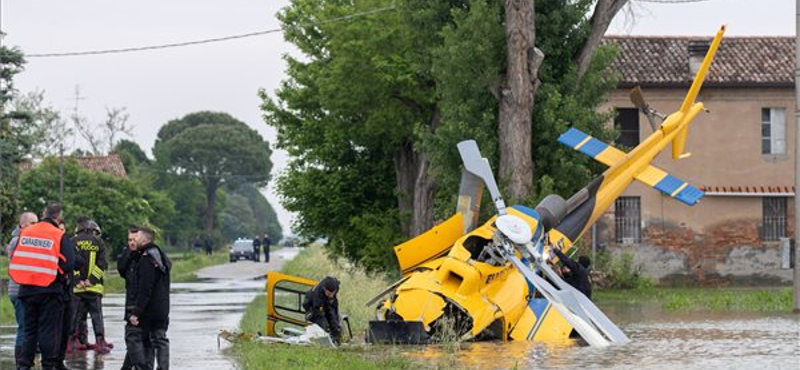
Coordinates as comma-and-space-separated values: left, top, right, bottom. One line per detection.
10, 203, 75, 370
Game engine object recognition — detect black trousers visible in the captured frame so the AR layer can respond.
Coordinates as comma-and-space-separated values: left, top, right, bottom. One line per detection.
72, 293, 105, 342
123, 320, 169, 370
20, 294, 65, 369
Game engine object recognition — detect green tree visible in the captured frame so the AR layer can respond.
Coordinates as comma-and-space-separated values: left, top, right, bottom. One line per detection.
266, 0, 623, 271
0, 42, 29, 237
154, 111, 273, 234
18, 158, 159, 252
219, 183, 283, 242
112, 139, 150, 175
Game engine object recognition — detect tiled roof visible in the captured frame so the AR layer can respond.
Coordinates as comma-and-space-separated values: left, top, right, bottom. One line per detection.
604, 36, 794, 88
701, 185, 794, 195
20, 154, 128, 178
75, 154, 128, 177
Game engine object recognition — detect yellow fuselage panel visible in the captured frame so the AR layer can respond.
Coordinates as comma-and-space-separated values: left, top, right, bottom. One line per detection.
390, 208, 552, 340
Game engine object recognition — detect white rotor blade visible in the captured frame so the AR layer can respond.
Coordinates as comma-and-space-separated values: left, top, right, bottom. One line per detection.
457, 140, 506, 215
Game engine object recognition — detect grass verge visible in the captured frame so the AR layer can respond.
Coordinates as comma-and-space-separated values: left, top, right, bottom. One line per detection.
233, 245, 422, 370
595, 286, 793, 312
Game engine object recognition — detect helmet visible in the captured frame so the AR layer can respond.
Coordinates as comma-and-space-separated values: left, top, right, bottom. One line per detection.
88, 219, 102, 236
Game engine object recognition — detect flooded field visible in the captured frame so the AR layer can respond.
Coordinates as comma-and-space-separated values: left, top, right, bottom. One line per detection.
0, 248, 299, 370
407, 303, 800, 370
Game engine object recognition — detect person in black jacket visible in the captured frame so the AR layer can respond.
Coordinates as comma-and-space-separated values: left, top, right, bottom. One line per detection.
120, 226, 171, 370
262, 234, 271, 264
252, 237, 261, 262
302, 276, 341, 343
15, 203, 75, 370
551, 247, 592, 299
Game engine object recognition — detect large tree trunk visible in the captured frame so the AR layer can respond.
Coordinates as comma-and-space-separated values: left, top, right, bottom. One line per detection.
498, 0, 543, 201
575, 0, 629, 79
204, 181, 219, 233
394, 141, 436, 238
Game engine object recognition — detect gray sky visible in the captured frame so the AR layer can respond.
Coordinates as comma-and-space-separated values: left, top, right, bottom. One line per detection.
1, 0, 794, 235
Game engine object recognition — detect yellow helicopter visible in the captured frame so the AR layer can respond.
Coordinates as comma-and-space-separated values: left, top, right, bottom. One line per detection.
266, 25, 725, 347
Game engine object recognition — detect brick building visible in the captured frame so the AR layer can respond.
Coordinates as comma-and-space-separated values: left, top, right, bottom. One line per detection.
595, 35, 795, 283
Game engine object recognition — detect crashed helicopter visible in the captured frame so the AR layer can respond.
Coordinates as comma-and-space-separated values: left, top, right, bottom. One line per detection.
265, 25, 725, 347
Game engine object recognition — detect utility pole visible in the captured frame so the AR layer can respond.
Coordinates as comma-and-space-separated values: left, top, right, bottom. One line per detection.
794, 0, 800, 313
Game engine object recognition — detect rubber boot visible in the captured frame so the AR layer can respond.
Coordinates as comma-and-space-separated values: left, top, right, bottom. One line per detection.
94, 337, 112, 355
65, 337, 74, 354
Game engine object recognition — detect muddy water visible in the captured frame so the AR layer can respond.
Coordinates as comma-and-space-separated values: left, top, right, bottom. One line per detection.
408, 303, 800, 370
0, 248, 299, 370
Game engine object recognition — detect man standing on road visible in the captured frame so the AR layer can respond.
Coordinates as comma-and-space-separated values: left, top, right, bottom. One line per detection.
302, 276, 342, 344
203, 236, 212, 256
10, 203, 75, 370
252, 236, 261, 262
70, 217, 112, 354
262, 234, 271, 265
5, 211, 38, 367
121, 226, 172, 370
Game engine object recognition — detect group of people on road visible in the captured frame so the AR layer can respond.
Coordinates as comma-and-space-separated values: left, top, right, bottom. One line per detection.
251, 234, 271, 263
5, 203, 172, 370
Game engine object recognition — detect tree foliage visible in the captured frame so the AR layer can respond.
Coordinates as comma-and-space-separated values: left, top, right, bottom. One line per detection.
17, 158, 170, 254
154, 111, 273, 233
219, 184, 283, 242
266, 0, 621, 271
0, 43, 30, 238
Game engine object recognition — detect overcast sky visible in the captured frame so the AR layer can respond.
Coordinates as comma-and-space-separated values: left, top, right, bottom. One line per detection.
1, 0, 794, 235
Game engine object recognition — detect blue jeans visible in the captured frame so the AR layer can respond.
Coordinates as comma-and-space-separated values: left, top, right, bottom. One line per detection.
10, 295, 25, 347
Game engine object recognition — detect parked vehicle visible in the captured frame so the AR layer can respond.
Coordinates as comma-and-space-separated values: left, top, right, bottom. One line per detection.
229, 239, 256, 262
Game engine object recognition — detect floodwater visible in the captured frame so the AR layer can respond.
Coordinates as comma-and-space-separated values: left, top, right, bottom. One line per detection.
0, 248, 299, 370
408, 303, 800, 370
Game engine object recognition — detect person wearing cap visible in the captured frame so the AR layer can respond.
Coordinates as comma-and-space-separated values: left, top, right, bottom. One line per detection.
551, 247, 593, 299
69, 216, 112, 354
302, 276, 342, 343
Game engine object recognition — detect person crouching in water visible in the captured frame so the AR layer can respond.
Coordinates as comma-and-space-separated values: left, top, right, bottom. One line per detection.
302, 276, 342, 344
70, 217, 112, 354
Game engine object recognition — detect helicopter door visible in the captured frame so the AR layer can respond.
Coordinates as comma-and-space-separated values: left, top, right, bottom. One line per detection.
265, 271, 317, 337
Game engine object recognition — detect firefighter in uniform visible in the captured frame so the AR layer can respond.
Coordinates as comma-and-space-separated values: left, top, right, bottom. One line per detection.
9, 203, 75, 370
70, 217, 112, 354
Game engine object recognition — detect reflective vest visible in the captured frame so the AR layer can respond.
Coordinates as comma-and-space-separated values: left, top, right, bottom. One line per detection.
9, 222, 65, 287
73, 235, 105, 295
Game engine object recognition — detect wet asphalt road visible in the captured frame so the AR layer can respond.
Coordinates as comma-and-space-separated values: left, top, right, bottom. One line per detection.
0, 247, 299, 370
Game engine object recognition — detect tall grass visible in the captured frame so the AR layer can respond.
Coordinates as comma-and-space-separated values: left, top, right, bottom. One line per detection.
233, 245, 423, 370
278, 245, 394, 334
595, 287, 793, 312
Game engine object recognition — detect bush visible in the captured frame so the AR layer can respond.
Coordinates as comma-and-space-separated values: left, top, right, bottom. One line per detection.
593, 251, 651, 289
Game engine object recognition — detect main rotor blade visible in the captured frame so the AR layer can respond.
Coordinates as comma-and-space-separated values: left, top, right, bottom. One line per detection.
457, 140, 507, 215
507, 254, 630, 346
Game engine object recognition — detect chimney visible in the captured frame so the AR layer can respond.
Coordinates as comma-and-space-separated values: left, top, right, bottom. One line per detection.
688, 39, 711, 75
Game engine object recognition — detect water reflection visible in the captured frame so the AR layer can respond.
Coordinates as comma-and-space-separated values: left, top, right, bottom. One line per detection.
405, 308, 800, 370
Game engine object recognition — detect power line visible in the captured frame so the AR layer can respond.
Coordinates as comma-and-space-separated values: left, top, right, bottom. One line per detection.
27, 6, 396, 58
634, 0, 714, 3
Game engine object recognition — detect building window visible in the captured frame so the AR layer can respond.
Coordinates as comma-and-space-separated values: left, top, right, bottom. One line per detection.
762, 197, 787, 241
762, 108, 786, 155
615, 108, 640, 148
615, 196, 641, 244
